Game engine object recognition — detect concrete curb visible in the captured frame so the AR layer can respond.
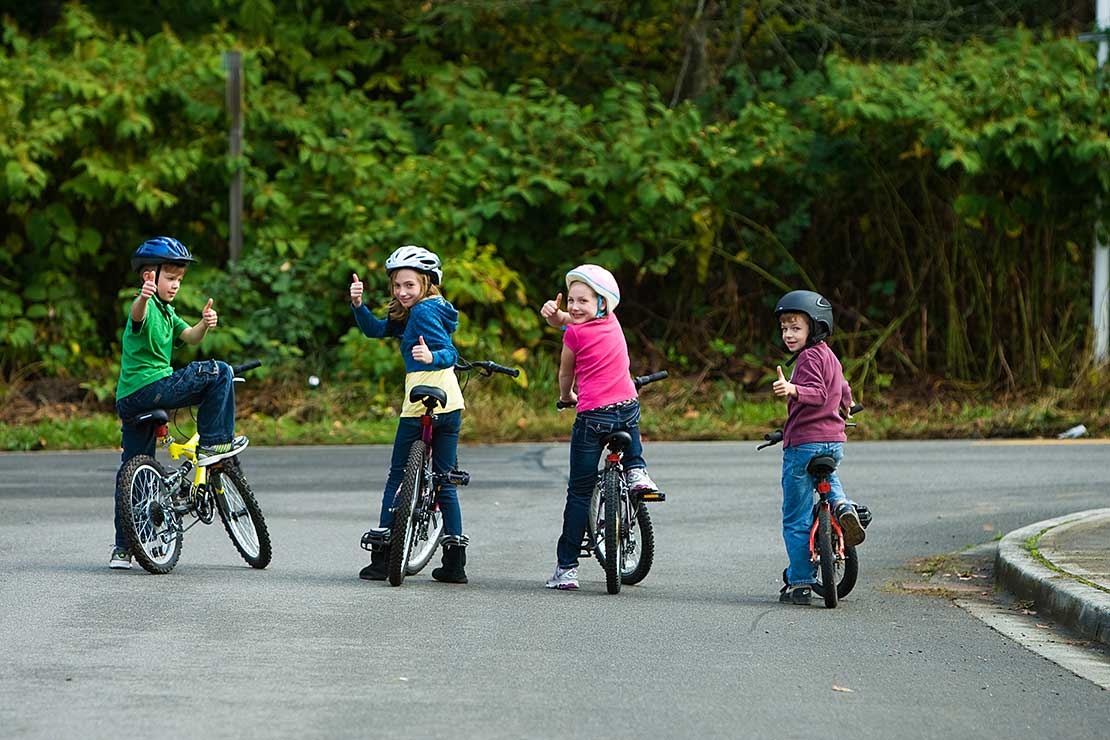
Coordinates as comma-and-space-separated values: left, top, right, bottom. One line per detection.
995, 508, 1110, 646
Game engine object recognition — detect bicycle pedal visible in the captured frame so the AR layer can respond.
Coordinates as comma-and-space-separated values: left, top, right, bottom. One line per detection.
638, 490, 666, 502
445, 469, 470, 486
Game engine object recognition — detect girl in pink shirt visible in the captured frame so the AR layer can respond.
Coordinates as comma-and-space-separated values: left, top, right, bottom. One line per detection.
538, 264, 656, 590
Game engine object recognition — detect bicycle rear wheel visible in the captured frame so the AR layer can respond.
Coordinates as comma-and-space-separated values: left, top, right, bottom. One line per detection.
213, 458, 272, 569
388, 440, 426, 586
118, 455, 181, 574
813, 544, 858, 599
602, 467, 622, 594
815, 506, 838, 608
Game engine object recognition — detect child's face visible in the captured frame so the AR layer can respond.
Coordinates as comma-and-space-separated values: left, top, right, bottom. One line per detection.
142, 266, 186, 302
391, 269, 426, 308
780, 312, 810, 352
566, 281, 602, 324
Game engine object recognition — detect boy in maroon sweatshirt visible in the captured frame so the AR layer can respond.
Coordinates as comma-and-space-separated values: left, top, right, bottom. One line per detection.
771, 290, 868, 605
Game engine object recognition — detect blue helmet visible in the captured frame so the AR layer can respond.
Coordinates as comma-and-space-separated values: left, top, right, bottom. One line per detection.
131, 236, 197, 272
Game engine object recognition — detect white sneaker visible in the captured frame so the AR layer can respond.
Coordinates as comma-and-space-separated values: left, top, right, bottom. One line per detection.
545, 566, 579, 590
108, 547, 132, 570
625, 467, 657, 492
197, 435, 249, 466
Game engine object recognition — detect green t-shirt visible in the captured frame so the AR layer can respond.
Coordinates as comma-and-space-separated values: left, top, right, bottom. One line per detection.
116, 296, 190, 401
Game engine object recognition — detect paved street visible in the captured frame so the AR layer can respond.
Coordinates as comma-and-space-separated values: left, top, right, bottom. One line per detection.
1, 440, 1108, 738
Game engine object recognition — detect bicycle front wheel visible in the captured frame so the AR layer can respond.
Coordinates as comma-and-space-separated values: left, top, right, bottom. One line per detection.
602, 467, 622, 594
816, 506, 838, 608
388, 440, 426, 586
620, 503, 655, 586
406, 507, 443, 575
214, 458, 272, 569
119, 455, 181, 574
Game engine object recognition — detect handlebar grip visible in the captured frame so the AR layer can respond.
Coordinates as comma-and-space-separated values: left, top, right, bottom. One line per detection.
849, 402, 864, 415
633, 370, 669, 389
488, 362, 520, 378
232, 360, 262, 376
556, 400, 577, 410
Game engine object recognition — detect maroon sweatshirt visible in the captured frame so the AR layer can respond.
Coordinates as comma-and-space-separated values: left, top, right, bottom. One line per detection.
783, 341, 854, 448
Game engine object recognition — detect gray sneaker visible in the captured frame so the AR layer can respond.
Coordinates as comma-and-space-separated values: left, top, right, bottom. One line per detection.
545, 565, 579, 590
835, 502, 866, 548
197, 435, 249, 466
109, 547, 132, 570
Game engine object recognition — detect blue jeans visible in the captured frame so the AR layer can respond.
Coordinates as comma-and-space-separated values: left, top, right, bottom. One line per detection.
781, 442, 851, 585
378, 410, 463, 536
113, 360, 236, 548
557, 401, 646, 568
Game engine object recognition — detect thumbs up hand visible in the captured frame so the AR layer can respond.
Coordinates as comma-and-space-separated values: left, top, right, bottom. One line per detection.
139, 270, 157, 300
201, 298, 218, 328
541, 292, 568, 328
772, 365, 796, 398
350, 273, 364, 308
411, 334, 432, 364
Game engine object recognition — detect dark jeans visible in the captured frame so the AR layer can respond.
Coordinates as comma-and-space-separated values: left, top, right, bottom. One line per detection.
112, 360, 236, 548
378, 410, 463, 536
556, 401, 646, 568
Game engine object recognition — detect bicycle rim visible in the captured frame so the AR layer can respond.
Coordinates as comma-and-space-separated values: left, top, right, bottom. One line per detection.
119, 455, 181, 574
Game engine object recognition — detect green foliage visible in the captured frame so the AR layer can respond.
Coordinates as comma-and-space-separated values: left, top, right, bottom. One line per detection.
1, 5, 1107, 400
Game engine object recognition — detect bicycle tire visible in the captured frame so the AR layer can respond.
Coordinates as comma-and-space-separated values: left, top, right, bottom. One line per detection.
813, 544, 858, 599
620, 503, 655, 585
406, 507, 443, 575
118, 455, 181, 574
602, 467, 622, 594
816, 505, 838, 608
387, 440, 426, 586
213, 458, 272, 569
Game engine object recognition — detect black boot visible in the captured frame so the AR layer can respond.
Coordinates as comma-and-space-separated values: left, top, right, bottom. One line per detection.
359, 547, 390, 580
432, 535, 469, 584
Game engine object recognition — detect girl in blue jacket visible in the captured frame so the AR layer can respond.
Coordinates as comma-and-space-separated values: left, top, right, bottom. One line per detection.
349, 246, 469, 583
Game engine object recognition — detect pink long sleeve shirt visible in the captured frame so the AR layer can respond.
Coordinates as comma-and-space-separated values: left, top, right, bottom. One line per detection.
783, 341, 854, 448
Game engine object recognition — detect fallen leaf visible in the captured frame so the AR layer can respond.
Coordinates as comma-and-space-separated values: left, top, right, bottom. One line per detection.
832, 685, 855, 693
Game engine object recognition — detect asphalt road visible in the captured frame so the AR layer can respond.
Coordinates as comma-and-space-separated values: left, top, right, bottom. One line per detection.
1, 440, 1108, 739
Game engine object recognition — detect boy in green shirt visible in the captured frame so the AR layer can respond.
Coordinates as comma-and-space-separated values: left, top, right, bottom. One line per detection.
110, 237, 246, 569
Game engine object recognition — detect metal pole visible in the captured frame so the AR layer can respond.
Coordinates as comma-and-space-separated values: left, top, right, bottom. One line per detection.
1095, 1, 1110, 364
225, 50, 243, 265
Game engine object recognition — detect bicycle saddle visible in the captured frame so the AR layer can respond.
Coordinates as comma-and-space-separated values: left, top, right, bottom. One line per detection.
806, 455, 838, 477
122, 409, 169, 429
409, 385, 447, 408
602, 431, 633, 452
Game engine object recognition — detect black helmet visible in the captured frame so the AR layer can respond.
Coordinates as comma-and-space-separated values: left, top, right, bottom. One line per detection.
775, 290, 834, 344
131, 236, 197, 272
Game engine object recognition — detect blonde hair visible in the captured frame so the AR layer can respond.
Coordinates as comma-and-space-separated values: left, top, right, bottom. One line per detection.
387, 270, 441, 322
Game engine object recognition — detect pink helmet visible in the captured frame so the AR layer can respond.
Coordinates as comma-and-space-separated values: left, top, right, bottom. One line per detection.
566, 264, 620, 316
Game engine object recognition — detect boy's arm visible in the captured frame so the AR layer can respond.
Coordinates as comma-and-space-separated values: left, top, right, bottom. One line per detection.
179, 299, 217, 345
558, 343, 577, 403
786, 355, 829, 406
129, 271, 158, 325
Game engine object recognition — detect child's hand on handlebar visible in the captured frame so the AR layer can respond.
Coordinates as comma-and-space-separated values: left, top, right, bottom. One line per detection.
772, 365, 796, 399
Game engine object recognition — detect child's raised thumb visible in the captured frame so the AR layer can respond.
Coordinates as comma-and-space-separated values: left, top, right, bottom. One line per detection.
776, 365, 785, 380
418, 335, 426, 345
204, 298, 214, 310
555, 292, 563, 306
352, 272, 360, 283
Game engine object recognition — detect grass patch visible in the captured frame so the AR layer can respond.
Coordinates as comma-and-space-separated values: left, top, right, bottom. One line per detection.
1, 372, 1107, 451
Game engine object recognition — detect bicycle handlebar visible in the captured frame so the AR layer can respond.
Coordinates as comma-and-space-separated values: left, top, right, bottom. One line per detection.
758, 404, 865, 450
455, 359, 521, 378
633, 370, 669, 390
232, 360, 262, 377
556, 370, 668, 410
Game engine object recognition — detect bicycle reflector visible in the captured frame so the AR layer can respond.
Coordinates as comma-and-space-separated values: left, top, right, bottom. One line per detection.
817, 481, 832, 494
156, 424, 168, 439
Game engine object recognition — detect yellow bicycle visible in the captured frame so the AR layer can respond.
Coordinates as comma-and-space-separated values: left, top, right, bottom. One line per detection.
117, 361, 270, 574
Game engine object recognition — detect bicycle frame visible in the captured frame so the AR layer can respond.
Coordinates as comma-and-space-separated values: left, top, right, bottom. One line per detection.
808, 477, 847, 561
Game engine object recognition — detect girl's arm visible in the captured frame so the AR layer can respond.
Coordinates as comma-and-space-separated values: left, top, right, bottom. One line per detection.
352, 303, 392, 338
558, 343, 577, 403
